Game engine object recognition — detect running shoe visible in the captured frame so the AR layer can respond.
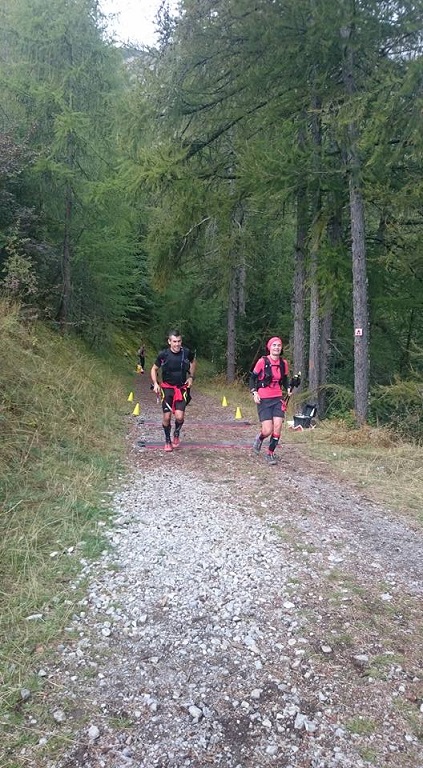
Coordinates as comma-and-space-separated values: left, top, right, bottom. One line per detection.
252, 434, 263, 454
172, 435, 180, 448
265, 452, 277, 465
164, 442, 173, 452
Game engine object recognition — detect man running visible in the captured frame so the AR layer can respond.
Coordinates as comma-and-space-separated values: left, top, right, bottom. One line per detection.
151, 329, 196, 452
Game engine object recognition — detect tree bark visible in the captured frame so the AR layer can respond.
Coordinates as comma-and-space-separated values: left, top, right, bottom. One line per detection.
226, 263, 238, 382
58, 179, 72, 333
308, 92, 322, 402
319, 309, 332, 417
307, 5, 323, 404
341, 20, 369, 424
292, 123, 307, 389
308, 247, 319, 400
318, 206, 342, 416
226, 200, 245, 381
349, 176, 369, 423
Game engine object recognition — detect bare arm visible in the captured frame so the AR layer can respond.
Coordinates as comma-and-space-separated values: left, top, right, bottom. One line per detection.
185, 356, 196, 386
150, 363, 161, 394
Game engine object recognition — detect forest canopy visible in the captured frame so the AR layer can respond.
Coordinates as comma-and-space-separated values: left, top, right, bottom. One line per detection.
0, 0, 422, 433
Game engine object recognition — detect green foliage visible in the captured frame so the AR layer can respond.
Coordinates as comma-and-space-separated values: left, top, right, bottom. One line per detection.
0, 0, 147, 339
1, 228, 38, 298
318, 384, 355, 422
370, 376, 423, 444
1, 0, 422, 430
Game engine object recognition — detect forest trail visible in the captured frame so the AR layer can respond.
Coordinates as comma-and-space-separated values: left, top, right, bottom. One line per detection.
21, 374, 423, 768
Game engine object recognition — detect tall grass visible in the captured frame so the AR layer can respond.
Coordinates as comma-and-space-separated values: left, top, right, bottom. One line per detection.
301, 421, 423, 521
0, 301, 130, 742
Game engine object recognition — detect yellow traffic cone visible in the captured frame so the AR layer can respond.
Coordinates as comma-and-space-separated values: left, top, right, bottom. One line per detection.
235, 406, 242, 420
132, 403, 140, 416
222, 396, 228, 407
127, 391, 134, 402
136, 364, 142, 373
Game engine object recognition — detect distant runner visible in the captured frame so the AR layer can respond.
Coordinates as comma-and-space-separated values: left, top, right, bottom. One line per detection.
249, 336, 290, 465
151, 329, 196, 452
137, 342, 146, 373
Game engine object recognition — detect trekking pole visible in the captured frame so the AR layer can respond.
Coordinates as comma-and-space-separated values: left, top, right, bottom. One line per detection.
283, 371, 301, 409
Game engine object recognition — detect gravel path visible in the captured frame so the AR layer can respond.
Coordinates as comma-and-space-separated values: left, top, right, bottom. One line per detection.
19, 380, 423, 768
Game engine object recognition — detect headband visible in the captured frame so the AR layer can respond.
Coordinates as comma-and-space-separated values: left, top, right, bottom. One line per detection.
266, 336, 283, 352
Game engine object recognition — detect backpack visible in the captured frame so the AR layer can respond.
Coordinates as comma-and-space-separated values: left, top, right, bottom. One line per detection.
257, 356, 288, 389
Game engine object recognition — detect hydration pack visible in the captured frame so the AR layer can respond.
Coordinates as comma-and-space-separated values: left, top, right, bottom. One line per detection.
160, 347, 191, 381
256, 356, 288, 388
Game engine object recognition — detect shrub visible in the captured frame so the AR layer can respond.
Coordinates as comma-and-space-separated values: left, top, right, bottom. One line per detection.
370, 377, 423, 444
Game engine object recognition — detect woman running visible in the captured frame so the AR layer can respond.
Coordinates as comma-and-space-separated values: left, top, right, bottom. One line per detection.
249, 336, 291, 465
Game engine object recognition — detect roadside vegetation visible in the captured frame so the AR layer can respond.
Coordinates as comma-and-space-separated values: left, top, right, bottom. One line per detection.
0, 302, 131, 728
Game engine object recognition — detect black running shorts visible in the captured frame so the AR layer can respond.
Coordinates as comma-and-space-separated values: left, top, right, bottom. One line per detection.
161, 386, 189, 413
257, 396, 285, 422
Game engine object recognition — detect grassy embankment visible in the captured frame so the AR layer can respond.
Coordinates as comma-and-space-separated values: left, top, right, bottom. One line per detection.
0, 301, 135, 753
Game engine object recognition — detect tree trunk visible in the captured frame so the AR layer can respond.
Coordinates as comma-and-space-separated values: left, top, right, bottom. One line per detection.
238, 259, 246, 316
308, 29, 322, 404
318, 207, 341, 416
318, 309, 332, 417
235, 202, 246, 315
341, 21, 369, 424
226, 263, 237, 382
58, 180, 72, 333
308, 248, 319, 400
293, 186, 307, 388
226, 200, 245, 381
349, 177, 368, 423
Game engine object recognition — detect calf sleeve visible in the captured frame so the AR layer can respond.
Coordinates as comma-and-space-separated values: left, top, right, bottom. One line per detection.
174, 419, 184, 437
268, 433, 280, 453
163, 424, 172, 442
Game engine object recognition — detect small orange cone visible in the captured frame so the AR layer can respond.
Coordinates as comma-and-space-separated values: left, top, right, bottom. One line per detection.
222, 396, 228, 407
127, 391, 134, 402
132, 403, 140, 416
235, 407, 242, 420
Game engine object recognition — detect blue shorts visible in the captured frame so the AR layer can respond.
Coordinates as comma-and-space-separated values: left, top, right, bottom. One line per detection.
257, 396, 285, 422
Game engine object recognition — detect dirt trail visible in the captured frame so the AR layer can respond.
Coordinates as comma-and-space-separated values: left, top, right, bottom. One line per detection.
131, 373, 423, 587
17, 374, 423, 768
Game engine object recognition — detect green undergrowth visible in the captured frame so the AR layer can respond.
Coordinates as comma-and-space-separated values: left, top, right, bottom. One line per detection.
0, 302, 131, 743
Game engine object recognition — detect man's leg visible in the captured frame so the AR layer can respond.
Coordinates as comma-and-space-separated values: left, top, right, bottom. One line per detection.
172, 407, 185, 447
161, 390, 173, 451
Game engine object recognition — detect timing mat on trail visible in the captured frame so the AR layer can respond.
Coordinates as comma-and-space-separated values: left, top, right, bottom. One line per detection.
136, 440, 253, 450
137, 420, 251, 428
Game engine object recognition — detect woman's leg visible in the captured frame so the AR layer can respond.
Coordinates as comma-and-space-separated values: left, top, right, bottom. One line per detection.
260, 419, 273, 439
268, 416, 283, 454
